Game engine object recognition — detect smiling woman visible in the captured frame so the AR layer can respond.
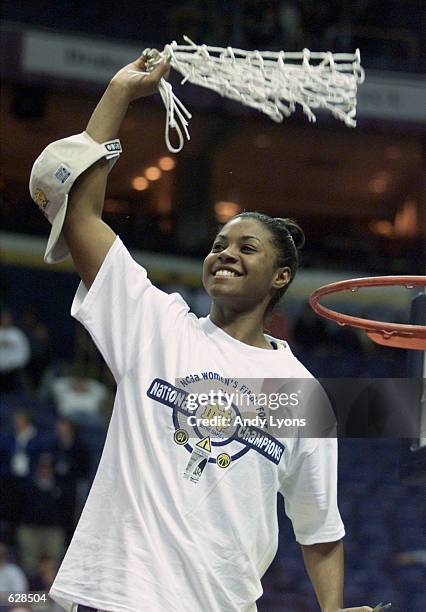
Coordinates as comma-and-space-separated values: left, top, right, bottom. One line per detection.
29, 52, 375, 612
202, 213, 305, 349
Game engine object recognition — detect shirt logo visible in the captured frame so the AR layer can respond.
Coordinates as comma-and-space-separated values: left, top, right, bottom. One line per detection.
217, 453, 231, 468
147, 377, 286, 483
174, 429, 189, 445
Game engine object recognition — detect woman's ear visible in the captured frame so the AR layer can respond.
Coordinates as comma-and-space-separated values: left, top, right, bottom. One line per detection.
272, 267, 291, 290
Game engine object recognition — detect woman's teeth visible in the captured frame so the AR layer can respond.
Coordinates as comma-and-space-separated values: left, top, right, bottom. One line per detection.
215, 270, 238, 277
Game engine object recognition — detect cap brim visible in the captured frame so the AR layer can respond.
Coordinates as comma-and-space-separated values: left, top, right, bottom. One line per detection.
44, 195, 70, 264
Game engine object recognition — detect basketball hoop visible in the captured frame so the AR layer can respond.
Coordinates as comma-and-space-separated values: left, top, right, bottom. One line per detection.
309, 276, 426, 350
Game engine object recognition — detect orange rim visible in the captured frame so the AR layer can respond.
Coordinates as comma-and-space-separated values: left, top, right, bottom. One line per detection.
309, 276, 426, 350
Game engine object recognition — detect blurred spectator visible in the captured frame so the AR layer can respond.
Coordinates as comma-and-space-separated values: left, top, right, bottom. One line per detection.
0, 410, 50, 525
16, 454, 66, 573
0, 542, 28, 598
37, 360, 72, 403
0, 411, 48, 479
50, 376, 108, 424
28, 554, 59, 592
52, 418, 90, 543
394, 550, 426, 566
20, 306, 52, 391
0, 307, 30, 393
27, 558, 65, 610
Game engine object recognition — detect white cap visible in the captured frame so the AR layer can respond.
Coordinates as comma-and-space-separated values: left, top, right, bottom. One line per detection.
29, 131, 122, 264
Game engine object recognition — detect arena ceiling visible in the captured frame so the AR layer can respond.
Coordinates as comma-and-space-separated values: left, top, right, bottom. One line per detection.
1, 83, 425, 244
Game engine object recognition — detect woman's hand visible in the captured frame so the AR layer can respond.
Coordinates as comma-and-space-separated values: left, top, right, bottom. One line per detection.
109, 51, 170, 102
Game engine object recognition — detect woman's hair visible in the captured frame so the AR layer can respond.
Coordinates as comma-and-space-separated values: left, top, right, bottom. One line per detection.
232, 212, 305, 314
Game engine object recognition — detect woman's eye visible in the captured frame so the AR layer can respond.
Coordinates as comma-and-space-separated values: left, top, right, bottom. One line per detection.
212, 243, 224, 251
241, 245, 256, 252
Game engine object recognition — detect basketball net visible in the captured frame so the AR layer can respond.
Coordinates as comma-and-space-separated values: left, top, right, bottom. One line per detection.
129, 37, 365, 153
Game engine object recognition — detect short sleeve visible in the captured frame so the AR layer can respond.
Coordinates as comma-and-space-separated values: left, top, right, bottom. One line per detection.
71, 237, 190, 381
279, 438, 345, 545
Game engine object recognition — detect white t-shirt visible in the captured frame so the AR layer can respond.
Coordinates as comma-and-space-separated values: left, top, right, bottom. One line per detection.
51, 377, 107, 417
0, 562, 29, 594
0, 327, 30, 372
50, 238, 344, 612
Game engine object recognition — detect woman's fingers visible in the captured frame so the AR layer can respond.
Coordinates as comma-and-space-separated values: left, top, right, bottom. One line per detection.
133, 51, 170, 82
110, 51, 170, 101
147, 56, 169, 77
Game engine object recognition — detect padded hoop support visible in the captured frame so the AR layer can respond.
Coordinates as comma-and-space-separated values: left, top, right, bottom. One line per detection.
309, 276, 426, 350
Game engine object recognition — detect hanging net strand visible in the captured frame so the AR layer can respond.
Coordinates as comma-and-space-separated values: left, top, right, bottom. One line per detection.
136, 37, 365, 153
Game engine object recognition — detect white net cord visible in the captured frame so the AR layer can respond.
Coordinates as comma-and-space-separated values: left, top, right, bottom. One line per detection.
134, 37, 365, 153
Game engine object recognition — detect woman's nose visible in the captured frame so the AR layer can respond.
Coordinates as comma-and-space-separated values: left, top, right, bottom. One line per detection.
218, 249, 238, 261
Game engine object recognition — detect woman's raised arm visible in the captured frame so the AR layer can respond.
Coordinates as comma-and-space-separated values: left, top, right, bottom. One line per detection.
63, 54, 169, 289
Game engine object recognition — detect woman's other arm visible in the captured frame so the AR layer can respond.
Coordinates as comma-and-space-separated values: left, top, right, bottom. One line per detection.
301, 539, 373, 612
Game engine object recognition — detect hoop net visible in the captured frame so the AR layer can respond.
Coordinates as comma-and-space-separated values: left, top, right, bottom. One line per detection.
135, 37, 365, 152
309, 276, 426, 350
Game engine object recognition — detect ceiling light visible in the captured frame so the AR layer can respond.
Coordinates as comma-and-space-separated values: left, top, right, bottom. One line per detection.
394, 200, 417, 237
159, 156, 176, 171
368, 220, 394, 237
132, 176, 149, 191
214, 201, 241, 223
145, 166, 162, 181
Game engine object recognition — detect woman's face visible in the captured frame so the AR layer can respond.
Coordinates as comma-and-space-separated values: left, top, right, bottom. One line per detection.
202, 217, 290, 311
